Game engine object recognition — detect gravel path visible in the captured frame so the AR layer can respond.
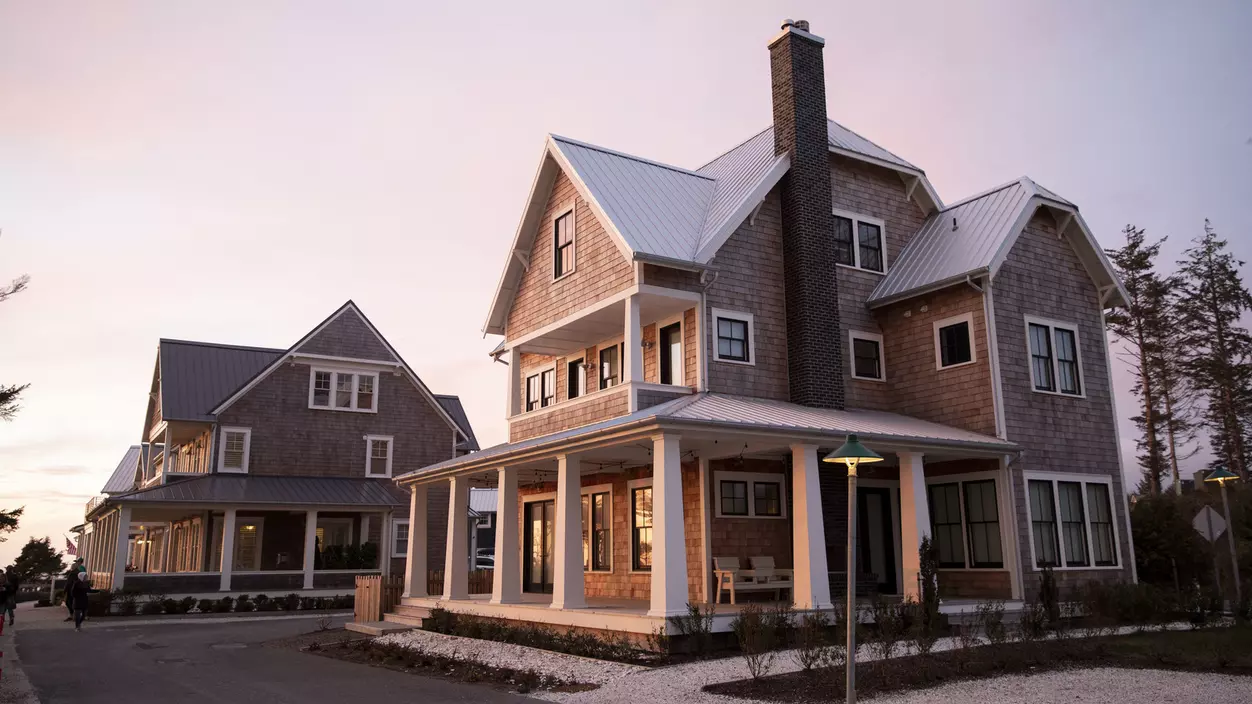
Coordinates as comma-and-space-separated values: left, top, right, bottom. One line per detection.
375, 629, 645, 686
869, 668, 1252, 703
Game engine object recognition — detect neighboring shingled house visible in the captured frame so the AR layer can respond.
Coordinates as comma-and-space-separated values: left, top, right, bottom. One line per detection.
80, 301, 477, 596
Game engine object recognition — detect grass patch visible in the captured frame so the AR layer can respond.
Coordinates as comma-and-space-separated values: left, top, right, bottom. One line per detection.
705, 626, 1252, 702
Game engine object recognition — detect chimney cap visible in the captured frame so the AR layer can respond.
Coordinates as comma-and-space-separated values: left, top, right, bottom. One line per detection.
781, 18, 811, 31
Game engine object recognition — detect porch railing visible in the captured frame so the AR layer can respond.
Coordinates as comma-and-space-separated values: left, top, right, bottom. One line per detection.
426, 569, 493, 596
84, 496, 106, 518
354, 574, 403, 623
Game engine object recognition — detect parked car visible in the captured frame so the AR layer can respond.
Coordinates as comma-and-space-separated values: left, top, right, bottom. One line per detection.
475, 555, 494, 570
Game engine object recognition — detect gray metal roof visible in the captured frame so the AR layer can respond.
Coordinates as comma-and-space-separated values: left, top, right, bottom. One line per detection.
469, 487, 498, 514
695, 127, 789, 259
101, 445, 143, 494
435, 394, 480, 452
825, 119, 919, 171
398, 392, 1015, 482
111, 475, 406, 507
160, 339, 283, 421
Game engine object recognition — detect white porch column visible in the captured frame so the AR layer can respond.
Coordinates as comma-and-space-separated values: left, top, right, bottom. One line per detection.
551, 455, 586, 609
220, 507, 237, 591
624, 293, 642, 384
898, 451, 931, 599
506, 346, 522, 418
403, 484, 429, 598
491, 467, 521, 604
443, 476, 470, 600
380, 510, 393, 577
303, 510, 318, 589
111, 506, 132, 591
791, 444, 832, 610
649, 433, 688, 617
360, 515, 371, 546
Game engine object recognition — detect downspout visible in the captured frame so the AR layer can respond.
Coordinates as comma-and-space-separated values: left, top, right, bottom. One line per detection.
699, 269, 719, 392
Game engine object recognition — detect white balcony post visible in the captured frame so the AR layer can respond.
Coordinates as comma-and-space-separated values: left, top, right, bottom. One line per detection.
443, 476, 470, 600
791, 444, 832, 610
551, 455, 586, 609
220, 507, 237, 591
898, 451, 931, 599
506, 346, 522, 418
624, 294, 642, 384
491, 467, 521, 604
303, 509, 318, 589
648, 433, 688, 617
380, 510, 392, 577
111, 506, 132, 591
403, 484, 429, 598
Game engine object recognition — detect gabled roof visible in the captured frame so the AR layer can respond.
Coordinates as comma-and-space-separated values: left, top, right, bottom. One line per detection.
159, 340, 283, 422
483, 120, 941, 335
868, 177, 1127, 308
210, 301, 474, 448
101, 445, 143, 494
435, 395, 479, 452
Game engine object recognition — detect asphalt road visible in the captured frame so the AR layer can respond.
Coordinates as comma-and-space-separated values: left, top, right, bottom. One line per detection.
16, 616, 537, 704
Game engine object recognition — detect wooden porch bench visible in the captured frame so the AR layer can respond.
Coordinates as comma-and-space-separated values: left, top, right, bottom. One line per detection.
714, 556, 793, 604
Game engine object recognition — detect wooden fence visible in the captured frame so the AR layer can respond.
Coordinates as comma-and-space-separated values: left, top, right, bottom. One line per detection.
426, 569, 493, 596
354, 574, 403, 623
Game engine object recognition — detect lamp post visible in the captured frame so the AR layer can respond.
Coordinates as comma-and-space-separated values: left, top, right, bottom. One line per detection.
1204, 466, 1241, 605
823, 434, 883, 704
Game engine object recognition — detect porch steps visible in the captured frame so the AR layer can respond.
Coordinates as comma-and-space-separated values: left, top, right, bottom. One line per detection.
381, 604, 431, 628
382, 613, 426, 628
344, 621, 413, 636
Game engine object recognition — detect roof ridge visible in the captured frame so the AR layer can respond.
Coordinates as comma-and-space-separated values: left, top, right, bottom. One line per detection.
827, 118, 920, 172
549, 133, 714, 181
694, 125, 773, 172
937, 178, 1026, 212
159, 338, 286, 354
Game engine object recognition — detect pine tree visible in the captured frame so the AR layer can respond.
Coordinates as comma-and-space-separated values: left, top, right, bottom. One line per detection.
1106, 225, 1169, 494
1176, 220, 1252, 479
0, 272, 31, 421
1157, 276, 1200, 493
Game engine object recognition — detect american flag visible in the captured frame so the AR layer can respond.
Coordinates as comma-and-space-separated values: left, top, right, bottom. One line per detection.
65, 536, 77, 556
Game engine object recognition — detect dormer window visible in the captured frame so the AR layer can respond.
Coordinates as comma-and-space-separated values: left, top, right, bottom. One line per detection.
309, 368, 379, 412
553, 209, 575, 279
833, 210, 887, 274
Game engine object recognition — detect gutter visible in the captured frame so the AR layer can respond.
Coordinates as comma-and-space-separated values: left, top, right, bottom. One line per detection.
867, 268, 990, 310
631, 251, 709, 273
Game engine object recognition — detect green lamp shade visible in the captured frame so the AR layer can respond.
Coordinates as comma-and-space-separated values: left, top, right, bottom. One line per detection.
822, 434, 884, 464
1205, 466, 1238, 483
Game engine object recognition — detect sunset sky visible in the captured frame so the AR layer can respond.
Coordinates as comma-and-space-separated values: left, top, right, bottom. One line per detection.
2, 0, 1249, 565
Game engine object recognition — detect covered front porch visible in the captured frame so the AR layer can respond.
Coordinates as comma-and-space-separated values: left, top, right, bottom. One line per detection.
395, 392, 1021, 633
81, 475, 405, 595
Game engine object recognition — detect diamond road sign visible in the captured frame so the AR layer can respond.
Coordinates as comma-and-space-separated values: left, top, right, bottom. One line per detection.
1193, 506, 1227, 543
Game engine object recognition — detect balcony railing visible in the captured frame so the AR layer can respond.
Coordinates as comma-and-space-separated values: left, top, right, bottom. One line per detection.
85, 495, 106, 517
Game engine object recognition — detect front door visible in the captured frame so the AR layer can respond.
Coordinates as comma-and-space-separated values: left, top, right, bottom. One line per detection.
858, 487, 898, 594
523, 500, 555, 594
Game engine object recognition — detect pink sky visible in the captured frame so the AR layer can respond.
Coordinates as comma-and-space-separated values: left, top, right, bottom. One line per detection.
2, 1, 1249, 565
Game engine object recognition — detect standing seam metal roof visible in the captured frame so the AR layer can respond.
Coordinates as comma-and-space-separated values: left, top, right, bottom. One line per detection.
159, 340, 283, 421
101, 445, 143, 494
435, 395, 480, 452
111, 475, 406, 507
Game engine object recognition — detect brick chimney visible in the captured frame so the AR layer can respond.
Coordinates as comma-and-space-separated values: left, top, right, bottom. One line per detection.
769, 19, 844, 409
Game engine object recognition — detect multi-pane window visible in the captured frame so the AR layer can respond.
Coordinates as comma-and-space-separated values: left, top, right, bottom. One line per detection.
632, 486, 653, 571
962, 480, 1003, 568
1057, 481, 1089, 567
367, 436, 392, 477
1027, 476, 1119, 569
220, 428, 251, 473
567, 359, 585, 400
392, 519, 409, 558
753, 482, 781, 517
833, 215, 855, 266
720, 481, 748, 516
716, 316, 750, 363
833, 211, 886, 273
659, 322, 683, 385
525, 374, 542, 412
599, 344, 622, 389
1028, 480, 1061, 567
936, 316, 973, 368
851, 332, 884, 381
541, 369, 555, 408
928, 483, 965, 568
553, 211, 574, 278
581, 491, 610, 572
1027, 319, 1082, 395
310, 369, 379, 411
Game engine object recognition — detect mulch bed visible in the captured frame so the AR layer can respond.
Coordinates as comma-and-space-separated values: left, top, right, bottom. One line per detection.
705, 627, 1252, 702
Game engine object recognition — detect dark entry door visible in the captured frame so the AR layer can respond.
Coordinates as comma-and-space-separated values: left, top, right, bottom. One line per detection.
858, 487, 898, 594
523, 500, 555, 594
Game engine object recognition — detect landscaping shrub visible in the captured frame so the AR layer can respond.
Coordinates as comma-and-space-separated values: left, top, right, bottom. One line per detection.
1016, 601, 1049, 642
283, 593, 301, 612
792, 611, 832, 671
114, 589, 139, 616
976, 600, 1007, 645
667, 602, 715, 656
234, 594, 254, 613
300, 596, 320, 611
909, 540, 943, 655
426, 606, 457, 634
866, 595, 907, 659
255, 594, 280, 612
1038, 565, 1059, 623
86, 590, 115, 617
161, 598, 179, 615
177, 596, 196, 614
214, 596, 234, 613
196, 599, 215, 614
141, 594, 166, 615
730, 604, 778, 679
765, 602, 795, 647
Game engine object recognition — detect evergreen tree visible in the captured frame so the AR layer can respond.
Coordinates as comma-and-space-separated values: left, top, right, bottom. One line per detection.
1176, 220, 1252, 479
11, 536, 65, 581
0, 271, 31, 421
1157, 276, 1200, 493
1106, 225, 1169, 494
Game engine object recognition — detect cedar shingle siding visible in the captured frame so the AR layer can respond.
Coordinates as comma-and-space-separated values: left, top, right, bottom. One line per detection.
299, 311, 399, 361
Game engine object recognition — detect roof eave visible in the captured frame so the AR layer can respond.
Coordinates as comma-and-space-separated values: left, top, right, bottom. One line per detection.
867, 269, 990, 309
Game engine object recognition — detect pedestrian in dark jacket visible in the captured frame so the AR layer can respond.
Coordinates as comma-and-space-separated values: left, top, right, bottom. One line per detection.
62, 566, 79, 621
69, 572, 91, 631
2, 567, 19, 625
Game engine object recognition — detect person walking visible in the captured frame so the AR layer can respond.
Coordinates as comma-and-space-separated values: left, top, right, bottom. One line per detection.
2, 567, 19, 625
62, 564, 79, 622
69, 570, 91, 631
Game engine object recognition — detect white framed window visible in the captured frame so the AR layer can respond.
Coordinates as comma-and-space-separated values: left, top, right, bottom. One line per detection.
711, 308, 754, 365
934, 313, 976, 370
656, 316, 685, 386
580, 483, 612, 573
365, 435, 394, 478
714, 471, 787, 519
1024, 472, 1120, 570
848, 330, 885, 382
832, 209, 887, 274
232, 518, 264, 571
524, 365, 556, 412
308, 368, 380, 412
392, 518, 410, 558
627, 477, 653, 572
218, 427, 251, 474
1024, 316, 1084, 397
553, 206, 576, 280
926, 475, 1004, 569
567, 358, 586, 400
598, 340, 625, 390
